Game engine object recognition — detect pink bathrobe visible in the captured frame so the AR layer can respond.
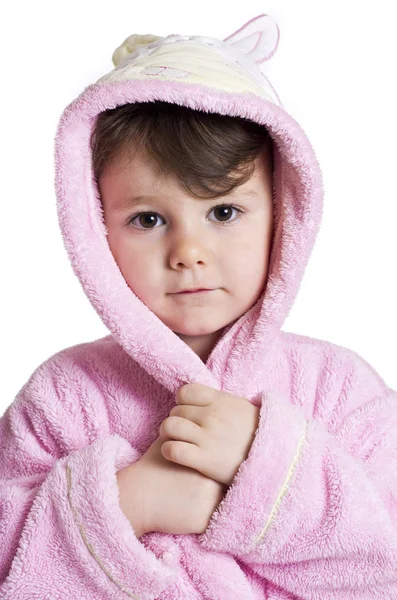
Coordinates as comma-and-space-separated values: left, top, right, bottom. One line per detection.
1, 14, 396, 600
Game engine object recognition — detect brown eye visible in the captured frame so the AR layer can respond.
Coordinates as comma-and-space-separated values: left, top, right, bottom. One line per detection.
129, 213, 164, 229
208, 205, 243, 224
212, 206, 234, 221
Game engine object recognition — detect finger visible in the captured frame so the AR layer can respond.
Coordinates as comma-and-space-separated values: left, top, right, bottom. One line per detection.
176, 382, 214, 405
161, 440, 215, 481
161, 440, 200, 468
169, 404, 205, 426
159, 415, 203, 445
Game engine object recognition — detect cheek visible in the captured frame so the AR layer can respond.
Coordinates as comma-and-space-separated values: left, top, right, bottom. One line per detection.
125, 256, 158, 293
107, 238, 157, 292
226, 237, 270, 292
227, 235, 267, 271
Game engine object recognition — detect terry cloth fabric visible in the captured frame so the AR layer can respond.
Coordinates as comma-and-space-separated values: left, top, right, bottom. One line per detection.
1, 13, 397, 600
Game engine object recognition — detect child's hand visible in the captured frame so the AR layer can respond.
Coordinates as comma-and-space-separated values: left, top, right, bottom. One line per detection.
159, 383, 260, 487
130, 436, 227, 536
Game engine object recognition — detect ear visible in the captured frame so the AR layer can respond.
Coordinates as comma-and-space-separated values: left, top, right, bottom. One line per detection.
223, 13, 280, 64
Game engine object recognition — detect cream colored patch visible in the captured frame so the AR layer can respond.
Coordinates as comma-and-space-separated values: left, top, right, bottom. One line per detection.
97, 40, 277, 103
255, 419, 310, 546
66, 464, 141, 599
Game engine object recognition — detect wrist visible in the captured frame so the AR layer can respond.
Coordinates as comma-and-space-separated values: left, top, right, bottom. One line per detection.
116, 462, 149, 538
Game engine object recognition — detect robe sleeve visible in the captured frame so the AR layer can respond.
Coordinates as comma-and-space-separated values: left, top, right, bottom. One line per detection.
198, 352, 397, 598
0, 358, 178, 600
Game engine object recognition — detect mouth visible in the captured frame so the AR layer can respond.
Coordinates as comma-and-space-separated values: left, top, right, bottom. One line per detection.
174, 289, 214, 295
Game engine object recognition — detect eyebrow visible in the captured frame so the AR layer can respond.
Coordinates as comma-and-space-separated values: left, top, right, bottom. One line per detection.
113, 188, 260, 210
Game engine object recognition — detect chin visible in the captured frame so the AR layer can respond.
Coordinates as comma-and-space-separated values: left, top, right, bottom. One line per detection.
169, 318, 222, 337
173, 325, 217, 337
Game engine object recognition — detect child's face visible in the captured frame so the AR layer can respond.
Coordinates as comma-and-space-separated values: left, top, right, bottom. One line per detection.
99, 145, 274, 362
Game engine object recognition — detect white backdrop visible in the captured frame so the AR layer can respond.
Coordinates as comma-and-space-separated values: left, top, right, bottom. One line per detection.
1, 0, 396, 411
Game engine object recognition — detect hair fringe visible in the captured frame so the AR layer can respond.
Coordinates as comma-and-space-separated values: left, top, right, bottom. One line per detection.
90, 100, 274, 200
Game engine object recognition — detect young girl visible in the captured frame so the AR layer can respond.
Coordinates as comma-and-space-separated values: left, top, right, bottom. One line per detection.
1, 13, 396, 599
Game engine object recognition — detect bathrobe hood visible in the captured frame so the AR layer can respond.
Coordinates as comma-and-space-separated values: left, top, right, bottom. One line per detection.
54, 14, 324, 396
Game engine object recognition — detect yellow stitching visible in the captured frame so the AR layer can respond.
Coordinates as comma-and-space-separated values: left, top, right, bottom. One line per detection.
254, 419, 309, 546
66, 464, 140, 599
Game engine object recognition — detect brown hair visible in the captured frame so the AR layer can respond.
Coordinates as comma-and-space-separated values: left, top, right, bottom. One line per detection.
90, 100, 274, 200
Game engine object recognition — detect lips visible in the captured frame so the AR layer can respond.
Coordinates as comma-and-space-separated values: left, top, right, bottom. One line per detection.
176, 289, 212, 294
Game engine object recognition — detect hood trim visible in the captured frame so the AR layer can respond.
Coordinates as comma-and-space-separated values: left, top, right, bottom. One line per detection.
54, 79, 323, 395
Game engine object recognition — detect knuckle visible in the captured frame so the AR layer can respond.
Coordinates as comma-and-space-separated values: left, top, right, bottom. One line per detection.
162, 415, 180, 437
205, 408, 219, 429
159, 420, 167, 438
167, 441, 181, 461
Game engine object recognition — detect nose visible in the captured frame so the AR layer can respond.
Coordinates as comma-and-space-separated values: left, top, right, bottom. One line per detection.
169, 233, 210, 270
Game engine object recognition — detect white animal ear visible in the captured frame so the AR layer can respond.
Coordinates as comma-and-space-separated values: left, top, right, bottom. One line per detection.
223, 13, 280, 64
